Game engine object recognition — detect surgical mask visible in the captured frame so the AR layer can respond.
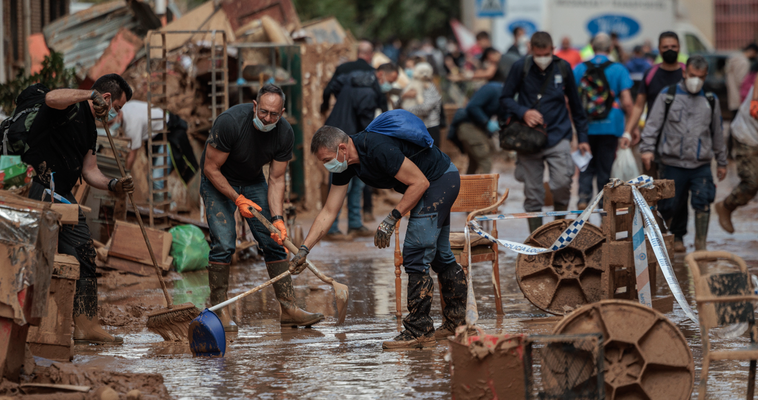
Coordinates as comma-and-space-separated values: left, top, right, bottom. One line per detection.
534, 56, 553, 70
107, 108, 118, 122
380, 82, 393, 93
685, 77, 704, 94
323, 145, 348, 173
518, 36, 528, 45
405, 68, 414, 79
253, 108, 277, 132
661, 49, 678, 64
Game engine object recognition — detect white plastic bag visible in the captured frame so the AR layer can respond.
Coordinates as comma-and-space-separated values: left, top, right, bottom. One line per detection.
610, 147, 640, 182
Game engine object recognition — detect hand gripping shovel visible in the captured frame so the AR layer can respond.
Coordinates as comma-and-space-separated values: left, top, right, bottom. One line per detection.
248, 206, 349, 324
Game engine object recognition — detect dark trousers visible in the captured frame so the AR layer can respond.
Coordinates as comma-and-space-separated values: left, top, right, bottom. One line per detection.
658, 164, 716, 239
363, 184, 373, 213
578, 135, 618, 204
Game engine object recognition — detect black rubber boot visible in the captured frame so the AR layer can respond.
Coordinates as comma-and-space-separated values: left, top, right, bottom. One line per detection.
435, 264, 467, 340
528, 217, 543, 234
553, 203, 568, 220
266, 260, 324, 327
383, 273, 436, 349
207, 264, 238, 332
73, 278, 123, 345
695, 211, 710, 251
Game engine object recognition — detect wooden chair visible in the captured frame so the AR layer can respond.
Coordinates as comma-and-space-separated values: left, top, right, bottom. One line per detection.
393, 174, 509, 317
685, 251, 758, 400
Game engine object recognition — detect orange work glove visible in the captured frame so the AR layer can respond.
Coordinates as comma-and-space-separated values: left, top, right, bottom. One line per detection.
751, 99, 758, 119
234, 194, 261, 219
271, 218, 287, 245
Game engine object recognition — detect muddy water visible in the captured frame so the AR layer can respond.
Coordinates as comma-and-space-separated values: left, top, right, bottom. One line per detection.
79, 160, 758, 399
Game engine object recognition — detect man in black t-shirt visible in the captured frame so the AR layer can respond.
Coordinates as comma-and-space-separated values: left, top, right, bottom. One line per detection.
290, 113, 468, 350
200, 85, 323, 331
23, 73, 134, 345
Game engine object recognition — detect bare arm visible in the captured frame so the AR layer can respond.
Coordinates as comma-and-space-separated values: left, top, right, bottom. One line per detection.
620, 89, 633, 115
126, 149, 138, 170
203, 144, 238, 201
471, 63, 497, 80
302, 184, 349, 249
393, 158, 430, 215
624, 93, 647, 143
267, 160, 288, 217
81, 152, 112, 191
45, 89, 92, 110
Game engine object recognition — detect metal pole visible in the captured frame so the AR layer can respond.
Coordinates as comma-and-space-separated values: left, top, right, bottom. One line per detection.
22, 0, 31, 77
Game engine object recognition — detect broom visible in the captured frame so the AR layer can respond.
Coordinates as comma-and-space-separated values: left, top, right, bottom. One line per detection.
100, 117, 199, 341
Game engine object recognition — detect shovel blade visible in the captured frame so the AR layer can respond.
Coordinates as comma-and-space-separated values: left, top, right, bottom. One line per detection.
189, 308, 226, 357
332, 282, 349, 325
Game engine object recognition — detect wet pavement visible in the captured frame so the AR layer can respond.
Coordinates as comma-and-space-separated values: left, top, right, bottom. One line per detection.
79, 158, 758, 399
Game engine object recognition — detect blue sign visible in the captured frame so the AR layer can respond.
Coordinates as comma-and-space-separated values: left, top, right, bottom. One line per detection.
476, 0, 506, 18
586, 14, 640, 40
507, 20, 537, 37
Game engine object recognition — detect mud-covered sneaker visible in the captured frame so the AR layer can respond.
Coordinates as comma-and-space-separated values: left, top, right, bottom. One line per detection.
382, 330, 436, 350
347, 225, 374, 237
673, 239, 686, 253
435, 324, 477, 340
323, 231, 353, 241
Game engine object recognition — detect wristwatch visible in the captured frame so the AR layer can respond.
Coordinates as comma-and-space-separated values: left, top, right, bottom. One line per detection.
272, 215, 285, 222
107, 178, 118, 192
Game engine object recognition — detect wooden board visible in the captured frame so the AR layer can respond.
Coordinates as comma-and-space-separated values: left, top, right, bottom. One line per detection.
53, 254, 79, 280
50, 204, 79, 225
108, 220, 172, 266
105, 256, 171, 276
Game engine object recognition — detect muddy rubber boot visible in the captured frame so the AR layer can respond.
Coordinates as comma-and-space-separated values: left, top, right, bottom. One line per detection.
673, 238, 686, 253
383, 273, 436, 350
435, 265, 467, 340
695, 211, 710, 251
207, 264, 238, 332
266, 261, 324, 327
528, 217, 543, 234
73, 279, 123, 345
715, 201, 735, 234
553, 203, 568, 220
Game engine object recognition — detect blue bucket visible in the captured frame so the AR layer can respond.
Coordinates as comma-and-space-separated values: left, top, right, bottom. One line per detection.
189, 308, 226, 357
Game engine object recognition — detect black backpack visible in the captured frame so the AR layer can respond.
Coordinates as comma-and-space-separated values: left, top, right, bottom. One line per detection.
578, 61, 615, 121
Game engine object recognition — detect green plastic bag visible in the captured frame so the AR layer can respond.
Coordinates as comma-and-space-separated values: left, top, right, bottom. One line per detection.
169, 224, 210, 273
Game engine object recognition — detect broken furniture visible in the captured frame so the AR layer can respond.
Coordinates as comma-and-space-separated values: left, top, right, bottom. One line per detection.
515, 179, 675, 315
685, 251, 758, 400
391, 174, 508, 317
102, 220, 173, 276
523, 333, 604, 399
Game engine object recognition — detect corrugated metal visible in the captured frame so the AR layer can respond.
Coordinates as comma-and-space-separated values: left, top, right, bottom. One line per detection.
715, 0, 758, 50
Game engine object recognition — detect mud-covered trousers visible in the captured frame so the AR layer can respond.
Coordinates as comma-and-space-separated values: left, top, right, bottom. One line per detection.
200, 174, 287, 264
724, 139, 758, 210
29, 182, 96, 279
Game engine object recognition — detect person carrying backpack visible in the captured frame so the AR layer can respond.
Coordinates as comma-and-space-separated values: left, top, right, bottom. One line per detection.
573, 33, 634, 209
499, 31, 590, 233
639, 55, 727, 252
291, 110, 467, 350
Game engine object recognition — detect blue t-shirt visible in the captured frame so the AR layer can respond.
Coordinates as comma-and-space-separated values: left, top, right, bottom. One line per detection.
573, 55, 633, 137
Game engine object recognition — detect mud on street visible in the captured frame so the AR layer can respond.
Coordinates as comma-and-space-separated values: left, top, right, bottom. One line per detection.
62, 159, 758, 399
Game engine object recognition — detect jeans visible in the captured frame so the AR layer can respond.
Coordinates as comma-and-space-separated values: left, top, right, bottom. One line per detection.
578, 135, 618, 205
403, 163, 461, 275
200, 174, 287, 264
658, 164, 716, 239
329, 176, 365, 233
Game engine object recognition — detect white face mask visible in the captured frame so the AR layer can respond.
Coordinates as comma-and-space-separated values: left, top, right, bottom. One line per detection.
685, 77, 704, 94
323, 145, 348, 173
253, 107, 278, 132
534, 56, 553, 70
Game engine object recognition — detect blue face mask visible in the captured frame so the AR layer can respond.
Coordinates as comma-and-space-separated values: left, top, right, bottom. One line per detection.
108, 108, 118, 122
405, 68, 414, 79
324, 145, 348, 173
380, 82, 393, 93
253, 107, 277, 132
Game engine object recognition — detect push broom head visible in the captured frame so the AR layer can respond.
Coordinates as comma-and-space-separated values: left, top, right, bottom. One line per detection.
146, 303, 201, 341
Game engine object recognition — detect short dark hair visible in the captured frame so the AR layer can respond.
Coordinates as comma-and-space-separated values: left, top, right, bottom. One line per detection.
256, 84, 286, 106
377, 63, 398, 73
531, 31, 553, 50
744, 42, 758, 53
658, 31, 679, 46
686, 54, 709, 72
512, 26, 524, 37
92, 74, 132, 101
476, 31, 490, 41
311, 125, 349, 154
481, 47, 500, 61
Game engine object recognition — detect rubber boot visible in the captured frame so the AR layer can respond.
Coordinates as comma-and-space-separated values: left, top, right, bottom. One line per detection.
715, 200, 735, 234
553, 203, 568, 220
266, 261, 324, 327
695, 211, 710, 251
435, 264, 468, 340
528, 217, 543, 234
383, 273, 436, 349
207, 264, 238, 332
73, 278, 123, 345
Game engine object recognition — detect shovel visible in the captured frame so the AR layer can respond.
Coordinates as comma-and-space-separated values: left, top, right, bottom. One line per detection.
189, 270, 291, 357
248, 206, 349, 324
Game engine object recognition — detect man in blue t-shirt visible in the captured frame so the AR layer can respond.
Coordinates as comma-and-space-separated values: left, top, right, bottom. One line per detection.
573, 33, 634, 208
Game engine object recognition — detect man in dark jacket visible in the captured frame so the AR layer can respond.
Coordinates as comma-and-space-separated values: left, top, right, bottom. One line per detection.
321, 41, 387, 114
448, 82, 503, 174
500, 31, 590, 233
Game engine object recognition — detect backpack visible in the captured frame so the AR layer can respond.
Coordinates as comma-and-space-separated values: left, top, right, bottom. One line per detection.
365, 109, 434, 148
655, 84, 717, 156
578, 60, 615, 121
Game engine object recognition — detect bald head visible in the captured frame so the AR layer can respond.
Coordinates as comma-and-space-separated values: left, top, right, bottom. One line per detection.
357, 41, 374, 63
592, 33, 611, 54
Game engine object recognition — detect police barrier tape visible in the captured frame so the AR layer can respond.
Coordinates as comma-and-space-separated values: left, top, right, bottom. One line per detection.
473, 207, 653, 221
467, 175, 698, 323
464, 226, 478, 327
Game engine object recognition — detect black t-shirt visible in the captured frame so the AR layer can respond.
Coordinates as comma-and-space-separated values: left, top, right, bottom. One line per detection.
200, 104, 294, 186
638, 66, 684, 117
332, 131, 451, 194
23, 101, 97, 194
